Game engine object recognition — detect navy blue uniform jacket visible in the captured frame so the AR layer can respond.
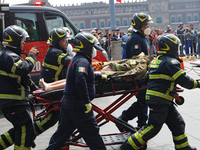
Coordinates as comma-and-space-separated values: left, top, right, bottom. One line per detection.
126, 31, 148, 58
63, 53, 100, 107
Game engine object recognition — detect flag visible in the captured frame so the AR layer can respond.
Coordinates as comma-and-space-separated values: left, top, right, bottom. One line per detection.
116, 0, 122, 3
78, 67, 86, 73
134, 45, 139, 49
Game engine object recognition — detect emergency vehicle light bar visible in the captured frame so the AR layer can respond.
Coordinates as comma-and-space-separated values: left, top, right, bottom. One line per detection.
34, 1, 44, 6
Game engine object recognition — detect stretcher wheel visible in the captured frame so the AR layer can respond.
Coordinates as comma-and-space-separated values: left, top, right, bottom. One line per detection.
175, 96, 184, 105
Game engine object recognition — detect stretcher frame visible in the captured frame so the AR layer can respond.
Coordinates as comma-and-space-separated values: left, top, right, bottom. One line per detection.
30, 75, 184, 150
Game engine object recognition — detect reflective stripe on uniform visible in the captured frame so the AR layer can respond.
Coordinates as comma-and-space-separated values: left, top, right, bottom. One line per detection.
130, 59, 136, 68
21, 126, 26, 147
11, 60, 23, 74
4, 131, 14, 145
134, 132, 146, 145
115, 64, 121, 71
35, 113, 53, 133
25, 57, 36, 65
42, 62, 59, 70
0, 136, 7, 149
146, 90, 173, 101
57, 53, 67, 64
175, 141, 189, 149
0, 94, 27, 100
127, 136, 139, 150
0, 70, 26, 99
14, 145, 31, 150
172, 69, 185, 80
149, 74, 173, 81
138, 124, 154, 137
166, 81, 175, 95
193, 80, 198, 89
55, 65, 64, 81
0, 70, 21, 83
173, 133, 187, 141
14, 125, 31, 150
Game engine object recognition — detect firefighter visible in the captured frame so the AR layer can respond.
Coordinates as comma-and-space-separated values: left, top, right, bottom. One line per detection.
34, 27, 73, 136
46, 32, 106, 150
121, 34, 198, 150
40, 27, 73, 83
0, 25, 38, 150
121, 27, 133, 59
0, 28, 74, 149
117, 12, 153, 131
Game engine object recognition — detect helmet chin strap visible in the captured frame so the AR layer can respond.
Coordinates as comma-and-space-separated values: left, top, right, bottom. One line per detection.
138, 29, 145, 36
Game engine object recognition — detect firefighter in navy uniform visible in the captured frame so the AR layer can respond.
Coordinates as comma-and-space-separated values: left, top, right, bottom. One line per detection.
47, 32, 106, 150
0, 25, 38, 150
34, 28, 73, 136
121, 34, 198, 150
40, 27, 73, 83
117, 13, 153, 131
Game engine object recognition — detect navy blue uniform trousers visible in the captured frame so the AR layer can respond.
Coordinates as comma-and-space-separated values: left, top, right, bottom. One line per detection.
47, 97, 106, 150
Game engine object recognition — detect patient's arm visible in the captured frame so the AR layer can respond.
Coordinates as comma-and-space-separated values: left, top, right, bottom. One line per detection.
40, 78, 66, 92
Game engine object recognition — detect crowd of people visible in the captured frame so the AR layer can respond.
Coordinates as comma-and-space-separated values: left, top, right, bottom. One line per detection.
90, 23, 200, 60
0, 11, 200, 150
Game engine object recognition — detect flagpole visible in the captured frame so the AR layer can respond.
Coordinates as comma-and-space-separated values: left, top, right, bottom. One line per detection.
109, 0, 116, 31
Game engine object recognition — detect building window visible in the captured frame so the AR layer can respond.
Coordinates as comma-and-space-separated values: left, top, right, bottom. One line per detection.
124, 20, 128, 26
94, 9, 97, 15
98, 9, 101, 14
194, 16, 198, 21
178, 17, 182, 22
116, 21, 120, 26
108, 21, 110, 27
100, 22, 105, 27
187, 16, 192, 21
157, 17, 162, 23
171, 17, 176, 23
92, 22, 96, 28
80, 23, 84, 29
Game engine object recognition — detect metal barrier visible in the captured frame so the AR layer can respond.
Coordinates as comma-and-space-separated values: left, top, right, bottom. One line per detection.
177, 33, 199, 57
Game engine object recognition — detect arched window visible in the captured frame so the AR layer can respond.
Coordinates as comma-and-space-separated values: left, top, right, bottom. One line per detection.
157, 17, 162, 23
80, 23, 84, 29
100, 22, 105, 27
171, 17, 176, 23
178, 17, 182, 22
92, 22, 96, 28
124, 20, 128, 26
194, 16, 198, 21
187, 16, 192, 21
116, 21, 120, 26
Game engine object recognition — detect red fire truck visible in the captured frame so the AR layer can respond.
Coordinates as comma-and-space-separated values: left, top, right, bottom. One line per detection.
0, 2, 108, 84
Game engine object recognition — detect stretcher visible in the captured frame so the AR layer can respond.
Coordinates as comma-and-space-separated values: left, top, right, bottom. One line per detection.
30, 74, 184, 150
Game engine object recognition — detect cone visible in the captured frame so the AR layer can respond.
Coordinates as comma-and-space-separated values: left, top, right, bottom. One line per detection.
180, 62, 185, 70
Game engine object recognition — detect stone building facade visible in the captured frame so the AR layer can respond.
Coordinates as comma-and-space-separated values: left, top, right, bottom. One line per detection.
54, 0, 200, 32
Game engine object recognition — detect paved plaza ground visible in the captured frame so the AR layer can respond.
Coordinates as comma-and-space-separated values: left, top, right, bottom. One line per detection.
0, 60, 200, 150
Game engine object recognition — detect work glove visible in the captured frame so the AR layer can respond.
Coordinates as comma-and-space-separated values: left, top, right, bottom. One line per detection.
29, 47, 39, 56
101, 74, 107, 80
85, 103, 92, 113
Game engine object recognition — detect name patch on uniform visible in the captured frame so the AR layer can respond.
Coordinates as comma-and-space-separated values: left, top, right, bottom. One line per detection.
134, 45, 139, 49
78, 67, 86, 72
